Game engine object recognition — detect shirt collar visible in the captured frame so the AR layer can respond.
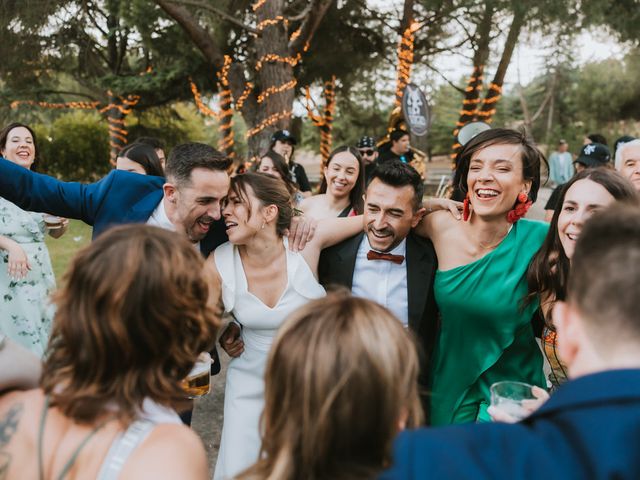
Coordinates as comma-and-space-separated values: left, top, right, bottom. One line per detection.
362, 234, 407, 256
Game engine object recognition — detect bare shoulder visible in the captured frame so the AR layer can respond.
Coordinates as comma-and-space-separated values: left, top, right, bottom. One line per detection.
121, 424, 208, 480
419, 210, 460, 241
299, 194, 325, 215
0, 389, 42, 415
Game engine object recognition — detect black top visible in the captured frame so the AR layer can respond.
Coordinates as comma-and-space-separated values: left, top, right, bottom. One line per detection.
290, 162, 311, 192
545, 184, 564, 211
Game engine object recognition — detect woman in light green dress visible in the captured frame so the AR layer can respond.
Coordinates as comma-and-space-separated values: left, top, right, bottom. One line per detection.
0, 123, 67, 357
417, 128, 548, 425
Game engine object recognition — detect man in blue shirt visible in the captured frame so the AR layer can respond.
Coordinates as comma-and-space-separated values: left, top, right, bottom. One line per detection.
382, 203, 640, 480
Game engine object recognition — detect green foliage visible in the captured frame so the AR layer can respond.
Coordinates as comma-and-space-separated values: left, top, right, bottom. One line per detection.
35, 111, 111, 181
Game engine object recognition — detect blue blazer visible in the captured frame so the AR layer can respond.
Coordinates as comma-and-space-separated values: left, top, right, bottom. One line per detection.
0, 157, 227, 257
381, 369, 640, 480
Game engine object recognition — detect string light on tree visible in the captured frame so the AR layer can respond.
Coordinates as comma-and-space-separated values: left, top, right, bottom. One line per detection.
304, 76, 336, 162
394, 21, 422, 107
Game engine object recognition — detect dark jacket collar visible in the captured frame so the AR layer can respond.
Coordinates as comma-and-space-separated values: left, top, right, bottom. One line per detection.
529, 369, 640, 420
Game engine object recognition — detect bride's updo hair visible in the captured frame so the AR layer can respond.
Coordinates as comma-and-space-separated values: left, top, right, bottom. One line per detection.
238, 292, 423, 480
229, 172, 293, 237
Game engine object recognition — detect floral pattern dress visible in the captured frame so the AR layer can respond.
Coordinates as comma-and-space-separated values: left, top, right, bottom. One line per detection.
0, 197, 56, 357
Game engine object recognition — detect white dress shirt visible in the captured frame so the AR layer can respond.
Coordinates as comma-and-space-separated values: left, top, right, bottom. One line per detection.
351, 235, 409, 326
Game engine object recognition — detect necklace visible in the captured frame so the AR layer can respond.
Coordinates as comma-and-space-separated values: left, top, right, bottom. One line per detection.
477, 225, 513, 250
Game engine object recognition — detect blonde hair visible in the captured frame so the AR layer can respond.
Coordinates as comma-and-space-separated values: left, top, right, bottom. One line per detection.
238, 291, 422, 480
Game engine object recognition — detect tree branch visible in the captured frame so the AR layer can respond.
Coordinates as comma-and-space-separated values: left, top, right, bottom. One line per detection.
424, 64, 465, 94
154, 0, 225, 68
288, 0, 334, 56
170, 0, 261, 35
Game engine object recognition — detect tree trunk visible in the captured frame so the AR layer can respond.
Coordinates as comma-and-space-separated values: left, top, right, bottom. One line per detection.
395, 0, 415, 107
451, 1, 494, 155
478, 7, 525, 123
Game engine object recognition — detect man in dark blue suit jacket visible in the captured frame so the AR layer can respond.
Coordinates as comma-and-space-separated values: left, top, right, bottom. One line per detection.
0, 142, 230, 258
382, 204, 640, 480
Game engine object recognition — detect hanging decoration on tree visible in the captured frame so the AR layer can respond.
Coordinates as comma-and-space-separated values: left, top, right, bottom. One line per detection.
11, 91, 140, 165
450, 64, 485, 160
394, 22, 422, 108
304, 75, 336, 163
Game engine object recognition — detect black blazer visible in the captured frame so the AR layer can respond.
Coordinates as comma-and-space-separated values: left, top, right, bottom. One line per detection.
318, 232, 439, 374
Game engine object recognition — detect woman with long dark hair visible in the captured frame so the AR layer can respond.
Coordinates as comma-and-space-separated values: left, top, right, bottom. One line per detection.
527, 169, 639, 387
116, 142, 164, 176
299, 146, 365, 219
255, 150, 304, 205
0, 122, 67, 357
415, 128, 549, 425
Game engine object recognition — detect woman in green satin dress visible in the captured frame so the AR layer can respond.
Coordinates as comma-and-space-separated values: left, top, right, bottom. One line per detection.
416, 128, 548, 425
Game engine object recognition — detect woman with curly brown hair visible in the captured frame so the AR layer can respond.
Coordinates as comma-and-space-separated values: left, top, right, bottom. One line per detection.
237, 293, 422, 480
0, 224, 218, 479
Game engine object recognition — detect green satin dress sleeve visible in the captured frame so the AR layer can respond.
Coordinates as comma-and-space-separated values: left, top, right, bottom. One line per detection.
429, 219, 549, 425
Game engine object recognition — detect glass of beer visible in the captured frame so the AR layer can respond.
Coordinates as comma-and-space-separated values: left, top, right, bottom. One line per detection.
181, 352, 211, 399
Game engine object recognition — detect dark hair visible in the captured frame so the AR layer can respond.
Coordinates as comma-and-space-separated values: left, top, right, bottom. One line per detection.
118, 143, 164, 176
229, 172, 293, 237
256, 150, 299, 196
586, 133, 608, 146
526, 169, 639, 316
569, 203, 640, 347
368, 160, 423, 211
455, 128, 547, 203
319, 146, 365, 214
390, 129, 409, 143
165, 143, 232, 186
269, 137, 296, 166
0, 122, 40, 171
41, 225, 219, 424
133, 136, 164, 150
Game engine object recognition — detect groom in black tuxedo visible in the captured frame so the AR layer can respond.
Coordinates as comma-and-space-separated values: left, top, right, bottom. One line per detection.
318, 161, 440, 419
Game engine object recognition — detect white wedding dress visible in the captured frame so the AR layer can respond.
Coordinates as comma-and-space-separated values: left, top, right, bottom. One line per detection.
212, 239, 325, 480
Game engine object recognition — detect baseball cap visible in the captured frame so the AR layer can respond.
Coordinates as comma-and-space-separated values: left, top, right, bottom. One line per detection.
574, 143, 611, 168
271, 129, 297, 145
357, 136, 376, 149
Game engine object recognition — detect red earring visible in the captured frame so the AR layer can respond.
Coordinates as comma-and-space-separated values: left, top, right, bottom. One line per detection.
507, 192, 532, 223
463, 193, 471, 221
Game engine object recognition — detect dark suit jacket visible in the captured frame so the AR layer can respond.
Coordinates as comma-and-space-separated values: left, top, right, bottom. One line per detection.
318, 232, 439, 381
381, 369, 640, 480
0, 157, 227, 372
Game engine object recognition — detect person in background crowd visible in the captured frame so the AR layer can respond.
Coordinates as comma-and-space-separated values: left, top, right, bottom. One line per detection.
237, 293, 423, 480
379, 129, 412, 164
414, 128, 548, 425
0, 122, 68, 358
269, 130, 312, 196
0, 225, 218, 479
544, 143, 611, 221
132, 136, 166, 170
299, 146, 365, 219
255, 150, 304, 205
356, 135, 379, 182
210, 173, 363, 479
116, 142, 164, 177
548, 139, 573, 187
583, 133, 608, 146
528, 169, 638, 388
613, 135, 635, 161
615, 138, 640, 192
382, 203, 640, 480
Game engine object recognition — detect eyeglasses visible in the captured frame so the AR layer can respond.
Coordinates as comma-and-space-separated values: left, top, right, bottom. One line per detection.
359, 149, 375, 156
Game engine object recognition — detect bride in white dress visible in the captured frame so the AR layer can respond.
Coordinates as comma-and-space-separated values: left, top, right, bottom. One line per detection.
208, 173, 363, 480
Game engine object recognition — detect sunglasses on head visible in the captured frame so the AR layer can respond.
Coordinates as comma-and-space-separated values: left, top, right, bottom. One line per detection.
360, 149, 375, 156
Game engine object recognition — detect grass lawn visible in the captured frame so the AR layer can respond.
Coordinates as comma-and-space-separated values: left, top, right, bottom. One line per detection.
44, 219, 92, 281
